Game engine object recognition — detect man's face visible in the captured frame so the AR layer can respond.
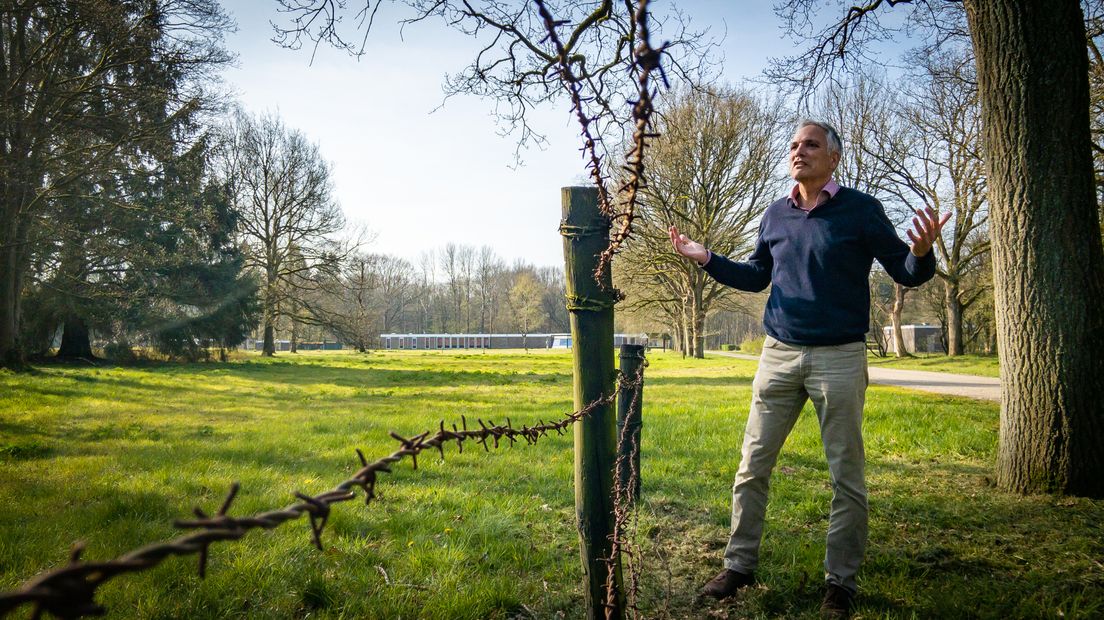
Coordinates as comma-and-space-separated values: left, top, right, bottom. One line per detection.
789, 125, 840, 183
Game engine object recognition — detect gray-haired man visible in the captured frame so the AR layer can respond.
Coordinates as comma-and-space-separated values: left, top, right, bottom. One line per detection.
670, 120, 949, 618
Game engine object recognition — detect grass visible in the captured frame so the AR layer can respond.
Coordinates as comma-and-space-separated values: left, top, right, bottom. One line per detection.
1, 350, 1099, 619
866, 353, 1001, 377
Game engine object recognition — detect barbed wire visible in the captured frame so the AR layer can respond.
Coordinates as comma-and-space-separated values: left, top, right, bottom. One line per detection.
604, 356, 648, 620
596, 0, 668, 292
535, 0, 614, 219
0, 373, 642, 620
537, 0, 667, 300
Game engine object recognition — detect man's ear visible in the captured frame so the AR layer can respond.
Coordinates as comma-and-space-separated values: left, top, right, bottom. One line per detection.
831, 150, 842, 169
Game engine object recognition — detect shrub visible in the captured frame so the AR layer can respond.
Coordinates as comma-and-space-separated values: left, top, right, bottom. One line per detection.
739, 335, 765, 355
104, 341, 138, 363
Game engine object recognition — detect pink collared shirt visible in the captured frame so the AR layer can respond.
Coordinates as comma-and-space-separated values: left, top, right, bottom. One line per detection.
788, 178, 840, 212
699, 179, 842, 267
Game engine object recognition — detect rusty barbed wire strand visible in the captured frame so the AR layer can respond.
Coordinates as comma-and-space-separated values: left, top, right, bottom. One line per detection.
537, 0, 667, 303
0, 374, 641, 620
595, 0, 668, 291
535, 0, 615, 218
604, 357, 647, 620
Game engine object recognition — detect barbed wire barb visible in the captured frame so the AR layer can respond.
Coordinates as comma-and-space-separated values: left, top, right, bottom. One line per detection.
0, 373, 643, 619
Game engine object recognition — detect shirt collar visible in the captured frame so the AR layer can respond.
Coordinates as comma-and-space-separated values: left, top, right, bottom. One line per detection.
788, 179, 840, 210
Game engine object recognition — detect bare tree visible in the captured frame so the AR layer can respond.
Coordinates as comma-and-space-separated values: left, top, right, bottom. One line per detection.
509, 271, 546, 351
376, 254, 417, 334
771, 0, 1104, 496
867, 268, 893, 356
220, 110, 345, 356
325, 253, 380, 352
817, 72, 921, 356
475, 246, 505, 334
1085, 0, 1104, 240
618, 87, 786, 358
534, 265, 570, 333
889, 50, 989, 355
822, 61, 990, 357
415, 249, 440, 332
440, 243, 477, 332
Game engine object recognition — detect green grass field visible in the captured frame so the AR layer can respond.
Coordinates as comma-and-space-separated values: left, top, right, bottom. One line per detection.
1, 351, 1099, 619
866, 354, 1001, 378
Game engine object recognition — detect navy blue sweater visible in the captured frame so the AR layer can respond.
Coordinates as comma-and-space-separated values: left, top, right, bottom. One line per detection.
703, 187, 936, 346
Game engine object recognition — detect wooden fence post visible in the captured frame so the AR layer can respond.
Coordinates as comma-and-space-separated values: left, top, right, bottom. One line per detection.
560, 186, 622, 620
617, 344, 645, 504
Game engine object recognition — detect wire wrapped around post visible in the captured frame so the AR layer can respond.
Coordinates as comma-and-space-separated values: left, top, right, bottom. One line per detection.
560, 185, 623, 620
615, 344, 646, 504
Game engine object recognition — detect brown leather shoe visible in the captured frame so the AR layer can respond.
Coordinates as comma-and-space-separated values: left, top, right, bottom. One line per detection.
820, 584, 854, 619
700, 568, 754, 599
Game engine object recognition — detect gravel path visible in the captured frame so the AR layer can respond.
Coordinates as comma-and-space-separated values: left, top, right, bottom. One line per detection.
710, 350, 1000, 402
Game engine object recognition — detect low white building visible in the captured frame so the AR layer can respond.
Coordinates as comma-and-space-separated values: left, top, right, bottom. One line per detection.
882, 324, 945, 354
378, 333, 648, 350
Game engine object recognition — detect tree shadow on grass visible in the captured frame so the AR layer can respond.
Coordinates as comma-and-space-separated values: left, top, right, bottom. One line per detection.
4, 373, 196, 403
644, 375, 754, 388
222, 363, 573, 390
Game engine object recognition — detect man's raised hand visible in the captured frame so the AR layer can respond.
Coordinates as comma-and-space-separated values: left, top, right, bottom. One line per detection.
907, 207, 952, 257
669, 225, 710, 264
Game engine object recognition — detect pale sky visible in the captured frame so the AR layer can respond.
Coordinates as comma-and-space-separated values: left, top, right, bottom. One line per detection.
220, 2, 789, 268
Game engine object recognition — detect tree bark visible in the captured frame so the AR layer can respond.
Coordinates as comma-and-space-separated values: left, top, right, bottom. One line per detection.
682, 318, 692, 357
0, 237, 21, 366
891, 284, 909, 357
691, 288, 705, 359
55, 316, 93, 359
1, 188, 33, 368
944, 280, 964, 356
965, 0, 1104, 496
262, 323, 276, 356
261, 280, 277, 356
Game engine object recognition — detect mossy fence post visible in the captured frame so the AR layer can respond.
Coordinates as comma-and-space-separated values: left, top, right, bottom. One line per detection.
560, 186, 623, 620
617, 343, 645, 504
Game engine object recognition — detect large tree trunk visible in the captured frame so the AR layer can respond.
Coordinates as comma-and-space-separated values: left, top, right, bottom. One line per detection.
0, 239, 20, 367
55, 316, 94, 359
965, 0, 1104, 496
262, 323, 276, 356
944, 280, 964, 356
691, 288, 705, 359
0, 191, 32, 368
891, 284, 909, 358
261, 280, 277, 356
681, 318, 692, 357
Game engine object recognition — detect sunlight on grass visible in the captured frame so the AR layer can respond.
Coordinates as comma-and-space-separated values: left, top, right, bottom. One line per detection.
867, 353, 1001, 377
1, 351, 1099, 619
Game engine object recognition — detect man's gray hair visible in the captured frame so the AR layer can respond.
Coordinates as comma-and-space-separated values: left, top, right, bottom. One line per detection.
797, 120, 842, 155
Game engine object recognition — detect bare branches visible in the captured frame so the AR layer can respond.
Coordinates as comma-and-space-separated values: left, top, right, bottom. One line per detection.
615, 87, 786, 356
535, 0, 615, 215
766, 0, 969, 101
216, 109, 351, 355
594, 0, 666, 286
271, 1, 713, 155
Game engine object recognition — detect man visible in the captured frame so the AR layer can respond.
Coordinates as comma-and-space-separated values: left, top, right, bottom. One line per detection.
669, 120, 948, 618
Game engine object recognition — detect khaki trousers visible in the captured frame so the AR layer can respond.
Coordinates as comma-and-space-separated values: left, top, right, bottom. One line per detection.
722, 335, 869, 594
